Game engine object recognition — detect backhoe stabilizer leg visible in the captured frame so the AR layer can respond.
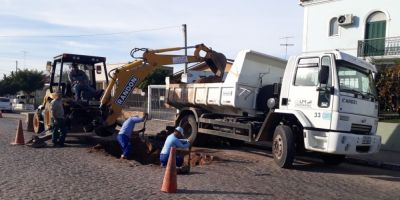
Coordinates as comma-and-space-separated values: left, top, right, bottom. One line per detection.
26, 129, 53, 148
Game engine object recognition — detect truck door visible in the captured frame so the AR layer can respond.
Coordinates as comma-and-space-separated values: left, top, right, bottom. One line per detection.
287, 55, 333, 130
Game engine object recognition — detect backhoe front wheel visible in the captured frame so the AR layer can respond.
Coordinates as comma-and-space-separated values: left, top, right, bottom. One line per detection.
33, 112, 44, 134
272, 125, 295, 168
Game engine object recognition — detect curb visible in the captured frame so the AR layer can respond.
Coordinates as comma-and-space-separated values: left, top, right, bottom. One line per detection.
346, 157, 400, 171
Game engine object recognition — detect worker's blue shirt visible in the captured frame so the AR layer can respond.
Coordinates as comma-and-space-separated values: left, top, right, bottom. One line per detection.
118, 116, 145, 137
160, 134, 190, 155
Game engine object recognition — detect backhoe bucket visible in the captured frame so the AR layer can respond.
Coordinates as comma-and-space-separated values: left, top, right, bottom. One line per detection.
205, 50, 227, 78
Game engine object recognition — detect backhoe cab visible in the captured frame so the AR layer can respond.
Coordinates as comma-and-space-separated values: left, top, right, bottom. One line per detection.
33, 53, 109, 134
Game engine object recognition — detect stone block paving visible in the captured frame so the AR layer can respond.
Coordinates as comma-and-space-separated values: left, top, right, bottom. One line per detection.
0, 113, 400, 200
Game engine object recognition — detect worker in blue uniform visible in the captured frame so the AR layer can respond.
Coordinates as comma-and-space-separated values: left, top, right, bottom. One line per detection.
159, 126, 191, 167
117, 113, 148, 159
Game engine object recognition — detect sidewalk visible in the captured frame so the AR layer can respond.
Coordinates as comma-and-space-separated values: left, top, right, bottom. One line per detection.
347, 150, 400, 170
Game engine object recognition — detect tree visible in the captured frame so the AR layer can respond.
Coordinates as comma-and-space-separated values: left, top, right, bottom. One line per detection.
137, 68, 172, 92
0, 69, 46, 103
376, 64, 400, 113
0, 73, 19, 96
13, 69, 46, 103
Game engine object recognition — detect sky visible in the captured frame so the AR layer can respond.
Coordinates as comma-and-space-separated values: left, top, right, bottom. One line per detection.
0, 0, 304, 76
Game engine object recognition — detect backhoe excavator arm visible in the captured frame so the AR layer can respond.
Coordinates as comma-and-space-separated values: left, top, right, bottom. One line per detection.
94, 44, 226, 136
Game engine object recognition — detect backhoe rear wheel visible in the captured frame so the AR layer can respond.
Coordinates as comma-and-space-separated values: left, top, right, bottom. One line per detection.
94, 124, 116, 137
272, 125, 295, 168
33, 112, 44, 134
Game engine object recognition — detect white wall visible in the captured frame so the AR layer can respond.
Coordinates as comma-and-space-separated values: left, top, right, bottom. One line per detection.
302, 0, 400, 56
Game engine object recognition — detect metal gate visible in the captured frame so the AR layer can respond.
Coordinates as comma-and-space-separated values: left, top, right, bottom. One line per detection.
147, 85, 177, 121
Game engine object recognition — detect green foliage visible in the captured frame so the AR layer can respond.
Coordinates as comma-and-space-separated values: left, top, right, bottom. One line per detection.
137, 68, 172, 91
376, 65, 400, 113
0, 69, 46, 97
0, 72, 19, 95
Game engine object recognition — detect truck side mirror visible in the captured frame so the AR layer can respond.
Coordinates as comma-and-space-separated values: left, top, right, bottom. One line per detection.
319, 65, 329, 85
96, 65, 102, 74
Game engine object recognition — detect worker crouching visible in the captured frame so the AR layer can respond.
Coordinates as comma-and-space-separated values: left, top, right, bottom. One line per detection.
160, 127, 191, 167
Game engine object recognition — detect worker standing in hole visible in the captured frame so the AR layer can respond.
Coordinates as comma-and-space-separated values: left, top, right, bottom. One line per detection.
117, 113, 148, 159
160, 127, 191, 167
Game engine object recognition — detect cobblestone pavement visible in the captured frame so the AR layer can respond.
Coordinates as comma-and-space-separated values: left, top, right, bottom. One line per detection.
1, 113, 400, 200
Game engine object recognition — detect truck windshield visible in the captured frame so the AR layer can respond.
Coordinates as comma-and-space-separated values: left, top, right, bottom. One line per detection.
337, 61, 377, 99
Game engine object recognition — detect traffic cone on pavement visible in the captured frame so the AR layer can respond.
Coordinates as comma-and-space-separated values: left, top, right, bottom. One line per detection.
161, 147, 177, 193
11, 120, 25, 145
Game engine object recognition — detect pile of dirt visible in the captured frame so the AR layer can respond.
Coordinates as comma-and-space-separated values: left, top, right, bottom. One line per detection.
187, 152, 216, 166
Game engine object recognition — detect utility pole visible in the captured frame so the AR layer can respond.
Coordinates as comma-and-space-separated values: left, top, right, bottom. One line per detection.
183, 24, 188, 74
15, 60, 18, 72
280, 36, 294, 59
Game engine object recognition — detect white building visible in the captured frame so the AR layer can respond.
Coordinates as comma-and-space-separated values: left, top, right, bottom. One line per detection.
301, 0, 400, 67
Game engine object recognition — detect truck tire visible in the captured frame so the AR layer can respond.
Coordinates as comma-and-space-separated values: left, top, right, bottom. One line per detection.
321, 154, 345, 165
272, 125, 295, 168
179, 115, 198, 144
33, 112, 44, 134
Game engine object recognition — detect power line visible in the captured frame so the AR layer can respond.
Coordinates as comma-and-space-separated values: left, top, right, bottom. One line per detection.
0, 25, 180, 38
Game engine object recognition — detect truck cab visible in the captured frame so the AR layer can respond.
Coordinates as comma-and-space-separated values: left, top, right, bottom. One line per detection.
277, 51, 380, 157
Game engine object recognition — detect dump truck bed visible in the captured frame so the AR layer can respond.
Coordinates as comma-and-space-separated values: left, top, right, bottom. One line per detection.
166, 50, 287, 116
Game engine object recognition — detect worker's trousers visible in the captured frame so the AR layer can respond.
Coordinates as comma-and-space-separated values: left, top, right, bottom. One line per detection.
52, 118, 67, 145
117, 134, 131, 157
160, 153, 184, 167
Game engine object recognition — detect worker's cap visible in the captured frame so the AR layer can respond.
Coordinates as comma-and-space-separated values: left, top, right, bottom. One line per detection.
71, 63, 78, 68
175, 126, 184, 137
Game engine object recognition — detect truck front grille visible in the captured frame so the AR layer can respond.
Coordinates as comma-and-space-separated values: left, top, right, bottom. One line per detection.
351, 124, 372, 135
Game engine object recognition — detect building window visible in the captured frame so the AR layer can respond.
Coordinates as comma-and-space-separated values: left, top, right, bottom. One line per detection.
329, 17, 339, 36
364, 11, 387, 56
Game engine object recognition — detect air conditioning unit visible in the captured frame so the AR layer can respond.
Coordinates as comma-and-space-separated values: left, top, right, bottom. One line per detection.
338, 14, 353, 26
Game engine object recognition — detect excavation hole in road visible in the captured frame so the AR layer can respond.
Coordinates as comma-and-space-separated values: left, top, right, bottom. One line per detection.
87, 130, 220, 166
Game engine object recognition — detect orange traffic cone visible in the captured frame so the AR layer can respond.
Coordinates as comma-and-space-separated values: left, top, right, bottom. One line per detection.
161, 147, 177, 193
11, 120, 25, 145
0, 110, 3, 118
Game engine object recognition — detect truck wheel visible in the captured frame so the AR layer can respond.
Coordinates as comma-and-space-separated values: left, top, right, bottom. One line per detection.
33, 112, 44, 134
321, 154, 345, 165
272, 125, 295, 168
179, 115, 198, 144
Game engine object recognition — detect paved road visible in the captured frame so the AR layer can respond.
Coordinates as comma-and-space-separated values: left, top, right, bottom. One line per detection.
0, 113, 400, 200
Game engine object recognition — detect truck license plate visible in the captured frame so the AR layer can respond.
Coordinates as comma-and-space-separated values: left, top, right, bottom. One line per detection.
362, 136, 371, 144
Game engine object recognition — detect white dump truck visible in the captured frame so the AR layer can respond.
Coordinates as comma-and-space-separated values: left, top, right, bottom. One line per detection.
166, 49, 381, 168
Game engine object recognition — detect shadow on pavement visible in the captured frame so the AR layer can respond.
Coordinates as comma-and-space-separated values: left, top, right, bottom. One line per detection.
294, 162, 400, 178
368, 176, 400, 182
178, 189, 272, 196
